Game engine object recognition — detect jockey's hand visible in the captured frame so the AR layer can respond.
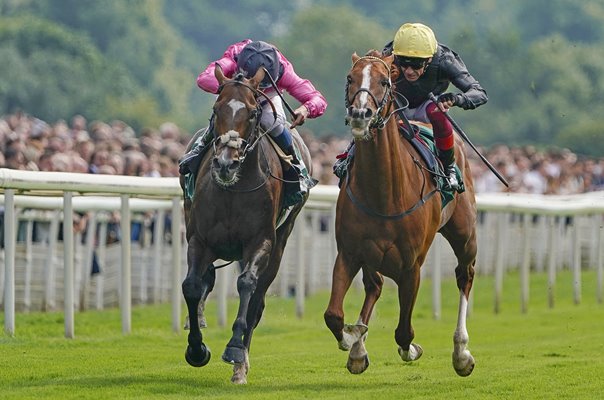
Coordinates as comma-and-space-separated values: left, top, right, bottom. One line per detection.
290, 105, 309, 129
436, 92, 459, 112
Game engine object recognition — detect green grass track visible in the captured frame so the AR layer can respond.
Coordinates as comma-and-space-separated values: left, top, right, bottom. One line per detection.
1, 269, 603, 399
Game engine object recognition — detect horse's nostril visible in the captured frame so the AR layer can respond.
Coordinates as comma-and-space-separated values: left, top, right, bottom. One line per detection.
229, 160, 240, 171
212, 158, 221, 169
364, 108, 373, 119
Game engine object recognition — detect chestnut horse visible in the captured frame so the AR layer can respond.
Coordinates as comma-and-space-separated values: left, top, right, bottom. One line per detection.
180, 65, 312, 384
324, 51, 477, 376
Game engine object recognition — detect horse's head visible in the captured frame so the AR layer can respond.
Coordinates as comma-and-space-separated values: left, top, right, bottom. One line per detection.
345, 51, 399, 140
209, 64, 265, 186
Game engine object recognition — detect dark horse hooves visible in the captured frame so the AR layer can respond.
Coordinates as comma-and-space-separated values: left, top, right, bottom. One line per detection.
185, 344, 211, 367
222, 346, 246, 364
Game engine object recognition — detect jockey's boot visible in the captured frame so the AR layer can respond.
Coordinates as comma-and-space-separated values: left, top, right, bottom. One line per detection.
438, 147, 460, 191
179, 128, 213, 176
274, 128, 317, 207
333, 140, 355, 180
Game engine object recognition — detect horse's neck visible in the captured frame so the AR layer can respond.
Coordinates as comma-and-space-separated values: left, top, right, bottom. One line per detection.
353, 121, 415, 204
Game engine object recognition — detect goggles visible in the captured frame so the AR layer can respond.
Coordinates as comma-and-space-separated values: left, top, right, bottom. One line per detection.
396, 56, 429, 71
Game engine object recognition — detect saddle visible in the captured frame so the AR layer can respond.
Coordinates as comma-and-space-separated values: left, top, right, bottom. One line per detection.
334, 123, 464, 209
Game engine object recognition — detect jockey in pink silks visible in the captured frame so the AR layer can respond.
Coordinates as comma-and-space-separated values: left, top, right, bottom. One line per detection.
179, 39, 327, 204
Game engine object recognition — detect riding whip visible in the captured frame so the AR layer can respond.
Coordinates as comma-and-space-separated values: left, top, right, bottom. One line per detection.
429, 92, 509, 187
262, 67, 298, 120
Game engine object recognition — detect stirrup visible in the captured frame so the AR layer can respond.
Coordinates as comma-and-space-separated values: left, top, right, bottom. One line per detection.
333, 157, 348, 179
444, 166, 459, 191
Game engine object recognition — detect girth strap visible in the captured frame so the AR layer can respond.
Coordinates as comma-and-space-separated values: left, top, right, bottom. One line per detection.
344, 171, 439, 220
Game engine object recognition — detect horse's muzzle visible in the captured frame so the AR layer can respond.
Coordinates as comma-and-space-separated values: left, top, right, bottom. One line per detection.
212, 157, 240, 186
346, 107, 373, 139
347, 106, 373, 120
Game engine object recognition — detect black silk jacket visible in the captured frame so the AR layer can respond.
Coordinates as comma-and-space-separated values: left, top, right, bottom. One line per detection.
383, 41, 488, 110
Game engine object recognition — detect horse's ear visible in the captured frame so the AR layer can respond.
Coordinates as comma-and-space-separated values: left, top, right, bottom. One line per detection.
249, 67, 266, 88
352, 52, 360, 65
214, 63, 227, 85
385, 55, 400, 81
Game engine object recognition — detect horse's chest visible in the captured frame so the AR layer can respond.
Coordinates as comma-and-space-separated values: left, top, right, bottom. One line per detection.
339, 225, 427, 270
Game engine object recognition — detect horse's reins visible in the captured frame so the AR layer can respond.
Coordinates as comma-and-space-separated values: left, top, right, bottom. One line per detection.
344, 56, 439, 220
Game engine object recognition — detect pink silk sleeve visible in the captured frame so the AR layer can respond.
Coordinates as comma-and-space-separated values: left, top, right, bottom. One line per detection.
196, 39, 252, 94
275, 53, 327, 119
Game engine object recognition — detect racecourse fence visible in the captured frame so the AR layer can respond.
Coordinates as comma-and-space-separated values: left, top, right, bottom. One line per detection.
1, 168, 603, 338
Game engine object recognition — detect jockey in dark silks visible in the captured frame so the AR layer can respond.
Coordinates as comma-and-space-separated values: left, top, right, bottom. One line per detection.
386, 23, 488, 190
335, 23, 488, 191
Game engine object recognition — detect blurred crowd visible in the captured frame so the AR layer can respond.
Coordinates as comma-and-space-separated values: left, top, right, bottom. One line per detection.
1, 111, 603, 194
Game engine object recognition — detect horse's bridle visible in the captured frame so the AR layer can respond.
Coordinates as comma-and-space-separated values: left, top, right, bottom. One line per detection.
211, 78, 278, 165
345, 56, 394, 130
343, 56, 440, 220
207, 76, 284, 192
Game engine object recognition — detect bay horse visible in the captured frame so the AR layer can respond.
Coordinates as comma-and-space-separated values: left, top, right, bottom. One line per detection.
180, 65, 312, 384
324, 51, 477, 376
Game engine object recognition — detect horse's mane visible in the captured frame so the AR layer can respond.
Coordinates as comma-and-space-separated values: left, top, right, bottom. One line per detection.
365, 49, 382, 57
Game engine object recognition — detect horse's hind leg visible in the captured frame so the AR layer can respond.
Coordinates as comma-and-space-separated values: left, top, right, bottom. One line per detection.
449, 236, 477, 376
395, 266, 424, 362
449, 254, 476, 376
346, 268, 384, 374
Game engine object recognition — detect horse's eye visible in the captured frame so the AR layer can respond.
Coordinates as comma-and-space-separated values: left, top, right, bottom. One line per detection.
347, 75, 352, 84
381, 78, 390, 87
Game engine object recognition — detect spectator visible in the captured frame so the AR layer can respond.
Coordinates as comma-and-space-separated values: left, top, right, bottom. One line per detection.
0, 111, 602, 196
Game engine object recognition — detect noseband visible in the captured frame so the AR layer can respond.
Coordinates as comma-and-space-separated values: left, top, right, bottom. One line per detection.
345, 56, 393, 130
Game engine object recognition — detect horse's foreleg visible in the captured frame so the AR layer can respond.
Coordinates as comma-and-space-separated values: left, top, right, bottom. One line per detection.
345, 269, 384, 374
222, 268, 258, 365
243, 256, 281, 350
182, 243, 212, 367
223, 240, 272, 383
359, 268, 384, 324
324, 253, 359, 350
184, 266, 216, 330
395, 266, 423, 362
452, 261, 476, 376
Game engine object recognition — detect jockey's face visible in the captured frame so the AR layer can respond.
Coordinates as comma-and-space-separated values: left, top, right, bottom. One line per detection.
400, 57, 432, 82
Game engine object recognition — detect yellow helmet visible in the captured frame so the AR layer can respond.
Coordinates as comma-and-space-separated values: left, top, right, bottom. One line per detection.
393, 23, 437, 58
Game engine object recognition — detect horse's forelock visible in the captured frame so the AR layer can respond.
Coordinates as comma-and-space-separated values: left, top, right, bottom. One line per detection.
365, 49, 382, 58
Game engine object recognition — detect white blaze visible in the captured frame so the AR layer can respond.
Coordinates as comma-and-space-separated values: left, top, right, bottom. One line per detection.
227, 99, 246, 119
358, 64, 372, 109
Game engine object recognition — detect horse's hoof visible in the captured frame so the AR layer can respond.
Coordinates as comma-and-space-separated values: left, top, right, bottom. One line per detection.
398, 343, 423, 362
453, 352, 475, 377
347, 354, 370, 374
222, 346, 245, 364
185, 344, 211, 367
